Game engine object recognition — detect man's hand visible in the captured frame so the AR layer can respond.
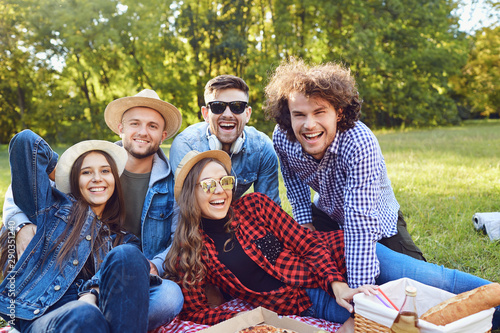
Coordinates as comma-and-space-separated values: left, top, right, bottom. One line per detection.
16, 224, 37, 258
331, 281, 379, 313
49, 167, 56, 181
301, 223, 316, 231
149, 260, 159, 276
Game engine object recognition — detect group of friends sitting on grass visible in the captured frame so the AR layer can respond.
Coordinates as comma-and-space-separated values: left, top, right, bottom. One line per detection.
1, 58, 499, 333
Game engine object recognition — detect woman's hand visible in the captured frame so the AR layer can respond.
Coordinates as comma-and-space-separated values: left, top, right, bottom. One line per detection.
331, 281, 379, 313
78, 291, 98, 307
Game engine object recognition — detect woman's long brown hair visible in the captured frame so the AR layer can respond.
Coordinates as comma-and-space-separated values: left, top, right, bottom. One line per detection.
163, 158, 234, 289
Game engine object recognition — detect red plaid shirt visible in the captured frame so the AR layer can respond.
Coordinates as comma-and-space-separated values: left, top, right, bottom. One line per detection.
178, 192, 347, 325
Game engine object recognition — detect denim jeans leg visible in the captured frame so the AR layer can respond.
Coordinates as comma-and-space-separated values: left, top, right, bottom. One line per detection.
147, 279, 184, 331
305, 287, 351, 324
375, 243, 499, 329
18, 281, 109, 333
98, 244, 150, 333
22, 301, 109, 333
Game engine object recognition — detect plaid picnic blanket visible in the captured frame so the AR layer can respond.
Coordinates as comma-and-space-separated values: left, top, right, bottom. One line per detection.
151, 298, 342, 333
1, 299, 342, 332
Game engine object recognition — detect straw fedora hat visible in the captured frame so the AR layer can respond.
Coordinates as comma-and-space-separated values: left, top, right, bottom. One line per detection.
55, 140, 128, 194
174, 150, 232, 202
104, 89, 182, 140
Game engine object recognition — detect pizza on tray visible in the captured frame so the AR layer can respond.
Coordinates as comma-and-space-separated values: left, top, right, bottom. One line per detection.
235, 324, 298, 333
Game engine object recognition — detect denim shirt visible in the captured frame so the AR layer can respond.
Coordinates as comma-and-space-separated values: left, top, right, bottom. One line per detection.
170, 122, 281, 205
0, 130, 137, 321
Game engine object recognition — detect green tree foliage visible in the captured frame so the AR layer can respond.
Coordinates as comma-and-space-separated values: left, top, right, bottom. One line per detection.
0, 0, 497, 143
454, 25, 499, 118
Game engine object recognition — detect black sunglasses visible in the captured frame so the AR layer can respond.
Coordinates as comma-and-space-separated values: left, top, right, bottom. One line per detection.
207, 101, 248, 115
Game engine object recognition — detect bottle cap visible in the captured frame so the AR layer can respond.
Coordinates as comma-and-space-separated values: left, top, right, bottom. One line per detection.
405, 286, 417, 297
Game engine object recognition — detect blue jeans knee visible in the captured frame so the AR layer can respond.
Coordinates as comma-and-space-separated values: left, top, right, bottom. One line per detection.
148, 279, 184, 331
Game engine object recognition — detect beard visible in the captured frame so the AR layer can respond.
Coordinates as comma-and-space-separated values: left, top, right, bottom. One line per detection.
123, 142, 159, 159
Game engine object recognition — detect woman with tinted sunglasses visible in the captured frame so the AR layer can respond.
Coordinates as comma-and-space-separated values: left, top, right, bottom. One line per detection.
164, 150, 500, 333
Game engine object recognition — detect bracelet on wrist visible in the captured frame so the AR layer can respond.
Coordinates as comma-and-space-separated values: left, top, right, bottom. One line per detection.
15, 222, 32, 234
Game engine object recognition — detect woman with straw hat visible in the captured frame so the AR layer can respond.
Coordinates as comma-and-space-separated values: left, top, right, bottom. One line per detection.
164, 150, 499, 332
0, 130, 150, 333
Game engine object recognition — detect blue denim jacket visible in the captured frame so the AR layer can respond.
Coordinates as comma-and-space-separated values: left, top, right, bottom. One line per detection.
170, 122, 281, 205
0, 130, 138, 321
123, 142, 175, 274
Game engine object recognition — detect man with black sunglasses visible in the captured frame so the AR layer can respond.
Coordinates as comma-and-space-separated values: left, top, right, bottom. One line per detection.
170, 75, 281, 205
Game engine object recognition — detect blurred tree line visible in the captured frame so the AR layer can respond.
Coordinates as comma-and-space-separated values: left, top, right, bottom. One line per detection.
0, 0, 498, 143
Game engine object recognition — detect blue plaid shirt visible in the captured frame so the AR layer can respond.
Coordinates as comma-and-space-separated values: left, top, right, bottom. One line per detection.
273, 122, 400, 287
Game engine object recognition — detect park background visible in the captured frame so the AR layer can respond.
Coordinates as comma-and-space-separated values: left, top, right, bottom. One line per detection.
0, 0, 499, 330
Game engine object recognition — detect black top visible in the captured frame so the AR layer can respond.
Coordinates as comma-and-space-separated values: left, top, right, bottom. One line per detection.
201, 216, 284, 292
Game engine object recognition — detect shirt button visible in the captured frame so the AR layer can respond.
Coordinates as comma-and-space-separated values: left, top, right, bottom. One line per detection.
73, 260, 79, 266
34, 309, 40, 314
86, 235, 92, 241
54, 285, 61, 291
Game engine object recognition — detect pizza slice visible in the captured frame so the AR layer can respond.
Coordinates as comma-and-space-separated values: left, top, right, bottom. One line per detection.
236, 324, 298, 333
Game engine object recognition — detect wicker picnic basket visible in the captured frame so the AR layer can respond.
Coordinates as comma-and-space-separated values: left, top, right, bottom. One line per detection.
353, 278, 496, 333
354, 313, 492, 332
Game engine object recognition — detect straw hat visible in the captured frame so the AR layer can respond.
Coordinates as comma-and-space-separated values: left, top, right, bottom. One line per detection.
55, 140, 128, 194
174, 150, 231, 202
104, 89, 182, 140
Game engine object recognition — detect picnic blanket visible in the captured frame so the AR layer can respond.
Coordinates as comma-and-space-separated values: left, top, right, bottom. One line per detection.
151, 298, 342, 333
1, 299, 342, 332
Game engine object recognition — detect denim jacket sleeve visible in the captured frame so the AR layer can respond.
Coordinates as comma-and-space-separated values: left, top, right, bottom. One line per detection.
150, 202, 178, 276
252, 134, 281, 205
8, 130, 59, 225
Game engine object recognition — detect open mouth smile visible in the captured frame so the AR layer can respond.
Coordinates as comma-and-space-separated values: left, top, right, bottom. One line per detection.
89, 187, 106, 193
219, 122, 236, 131
134, 138, 150, 144
209, 199, 226, 206
303, 131, 323, 141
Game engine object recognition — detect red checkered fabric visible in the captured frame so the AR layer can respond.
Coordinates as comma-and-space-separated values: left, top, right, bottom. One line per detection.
178, 193, 347, 325
152, 298, 341, 333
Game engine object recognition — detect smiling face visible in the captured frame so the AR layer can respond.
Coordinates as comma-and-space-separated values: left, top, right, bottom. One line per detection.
118, 106, 167, 160
201, 88, 251, 153
195, 161, 233, 220
288, 91, 340, 160
78, 152, 116, 216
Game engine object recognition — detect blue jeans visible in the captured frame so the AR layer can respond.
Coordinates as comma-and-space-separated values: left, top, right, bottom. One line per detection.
18, 244, 150, 333
305, 243, 499, 329
148, 279, 183, 331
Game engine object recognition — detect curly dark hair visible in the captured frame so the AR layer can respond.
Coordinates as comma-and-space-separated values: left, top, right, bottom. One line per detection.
264, 58, 362, 142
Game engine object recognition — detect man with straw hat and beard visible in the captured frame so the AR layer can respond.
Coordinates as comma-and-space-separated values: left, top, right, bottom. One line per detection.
3, 89, 184, 330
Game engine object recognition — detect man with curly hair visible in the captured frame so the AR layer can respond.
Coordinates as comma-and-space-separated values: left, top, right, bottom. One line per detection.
264, 58, 424, 288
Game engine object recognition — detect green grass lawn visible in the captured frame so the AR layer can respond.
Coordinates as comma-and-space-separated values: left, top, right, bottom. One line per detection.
0, 120, 499, 330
